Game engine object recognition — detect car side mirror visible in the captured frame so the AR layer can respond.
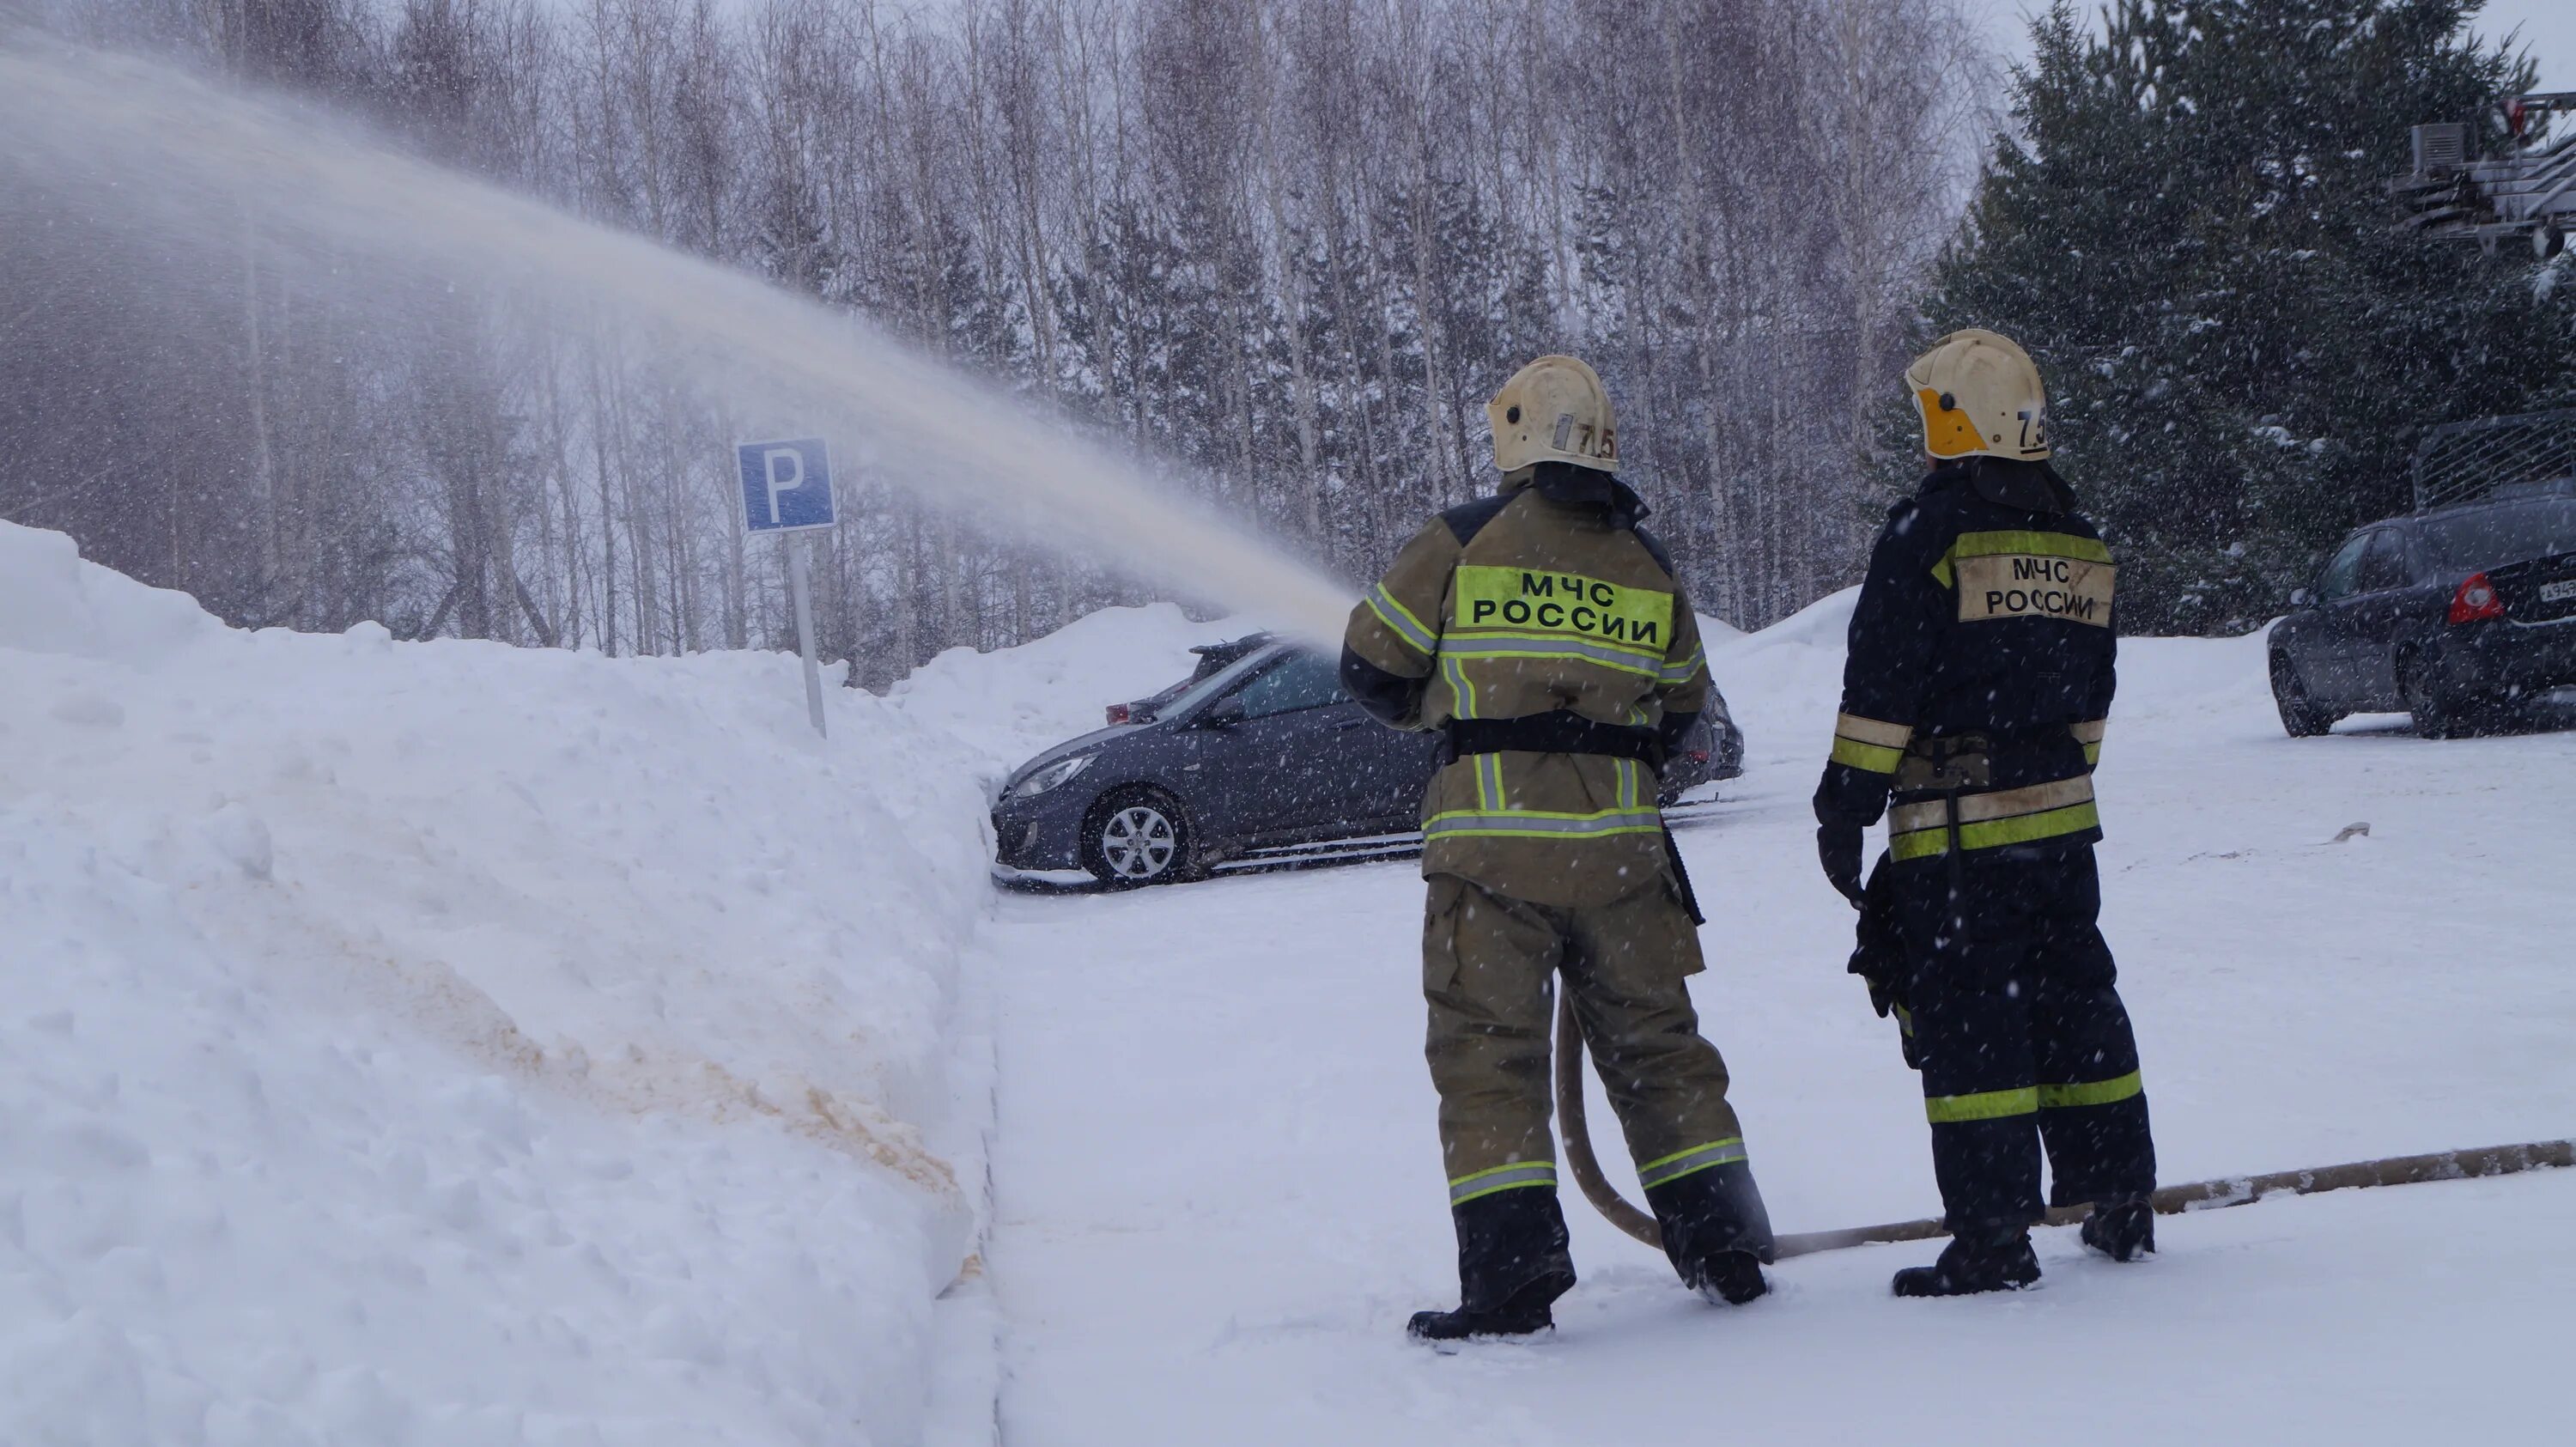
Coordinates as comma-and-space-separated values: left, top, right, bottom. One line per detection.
2289, 587, 2313, 609
1200, 696, 1248, 729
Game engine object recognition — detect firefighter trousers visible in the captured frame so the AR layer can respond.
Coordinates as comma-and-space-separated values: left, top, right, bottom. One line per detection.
1422, 871, 1768, 1262
1893, 843, 2156, 1235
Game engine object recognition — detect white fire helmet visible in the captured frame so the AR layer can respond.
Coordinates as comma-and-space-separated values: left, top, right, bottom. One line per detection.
1486, 356, 1619, 474
1905, 328, 2051, 462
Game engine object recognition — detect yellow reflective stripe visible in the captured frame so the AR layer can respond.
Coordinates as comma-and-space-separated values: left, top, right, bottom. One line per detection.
1448, 627, 1665, 663
1478, 752, 1504, 812
1958, 530, 2115, 563
1659, 645, 1706, 684
1888, 776, 2093, 834
1424, 806, 1667, 842
1960, 801, 2099, 850
1934, 530, 2115, 588
1431, 825, 1668, 841
1832, 737, 1905, 773
1891, 802, 2101, 860
1365, 587, 1437, 658
1636, 1138, 1747, 1189
1439, 640, 1662, 679
2038, 1071, 2142, 1110
1892, 1003, 1915, 1037
2074, 720, 2106, 767
1834, 714, 1915, 750
1443, 654, 1479, 719
1832, 714, 1912, 773
1926, 1085, 2040, 1123
1449, 1161, 1558, 1205
1427, 806, 1667, 823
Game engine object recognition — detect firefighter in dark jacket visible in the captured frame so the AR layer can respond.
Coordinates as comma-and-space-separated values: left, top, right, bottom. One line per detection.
1342, 356, 1773, 1341
1815, 329, 2159, 1297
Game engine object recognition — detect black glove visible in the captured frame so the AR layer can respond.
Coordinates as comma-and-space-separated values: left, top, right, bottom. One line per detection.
1816, 818, 1865, 906
1844, 857, 1919, 1069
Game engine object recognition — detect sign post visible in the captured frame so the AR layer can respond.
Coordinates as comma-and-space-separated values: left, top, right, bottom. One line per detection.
735, 436, 838, 739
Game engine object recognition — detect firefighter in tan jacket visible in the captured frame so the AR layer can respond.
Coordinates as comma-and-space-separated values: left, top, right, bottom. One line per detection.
1341, 356, 1773, 1342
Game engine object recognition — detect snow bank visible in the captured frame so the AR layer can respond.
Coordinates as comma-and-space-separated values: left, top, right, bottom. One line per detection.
890, 604, 1226, 780
0, 521, 994, 1446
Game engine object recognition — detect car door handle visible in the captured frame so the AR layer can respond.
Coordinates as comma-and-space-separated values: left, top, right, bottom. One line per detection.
1334, 718, 1365, 730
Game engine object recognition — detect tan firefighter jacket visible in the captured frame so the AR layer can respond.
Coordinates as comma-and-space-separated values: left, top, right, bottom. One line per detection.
1341, 466, 1711, 908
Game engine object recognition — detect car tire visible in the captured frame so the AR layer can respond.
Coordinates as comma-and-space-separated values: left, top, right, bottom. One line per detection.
2269, 651, 2338, 738
1080, 788, 1194, 887
2398, 653, 2484, 739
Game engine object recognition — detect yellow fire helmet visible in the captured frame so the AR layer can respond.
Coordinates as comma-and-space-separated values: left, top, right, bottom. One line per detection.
1486, 355, 1620, 474
1905, 328, 2051, 462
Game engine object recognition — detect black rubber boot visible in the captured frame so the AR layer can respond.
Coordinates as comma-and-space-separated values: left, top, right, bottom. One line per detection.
1644, 1160, 1776, 1305
1408, 1188, 1577, 1343
1406, 1268, 1577, 1341
1683, 1249, 1770, 1306
1892, 1230, 2041, 1298
2081, 1198, 2156, 1262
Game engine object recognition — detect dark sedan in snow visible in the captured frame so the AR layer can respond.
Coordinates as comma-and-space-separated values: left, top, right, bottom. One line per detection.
2269, 483, 2576, 738
993, 637, 1742, 885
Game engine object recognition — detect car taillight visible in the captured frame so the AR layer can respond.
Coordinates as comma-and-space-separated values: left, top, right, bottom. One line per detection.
2448, 572, 2505, 625
1105, 703, 1130, 725
1688, 750, 1710, 763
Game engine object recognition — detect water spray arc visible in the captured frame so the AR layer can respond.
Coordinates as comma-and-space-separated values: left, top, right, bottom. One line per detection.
0, 39, 1356, 651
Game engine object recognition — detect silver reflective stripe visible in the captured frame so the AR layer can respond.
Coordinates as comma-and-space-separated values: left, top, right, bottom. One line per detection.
1443, 654, 1479, 718
1367, 584, 1438, 656
1637, 1139, 1748, 1190
1449, 1163, 1558, 1204
1887, 775, 2094, 835
1439, 635, 1662, 676
1424, 808, 1666, 841
1660, 646, 1705, 684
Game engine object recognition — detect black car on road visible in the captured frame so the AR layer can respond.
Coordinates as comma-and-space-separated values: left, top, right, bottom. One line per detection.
2269, 482, 2576, 738
993, 637, 1743, 885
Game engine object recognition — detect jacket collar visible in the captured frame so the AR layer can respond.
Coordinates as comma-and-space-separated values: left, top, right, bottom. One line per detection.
1504, 462, 1652, 529
1923, 458, 2075, 515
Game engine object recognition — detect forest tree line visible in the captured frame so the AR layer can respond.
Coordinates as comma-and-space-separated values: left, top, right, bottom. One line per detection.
3, 0, 1989, 682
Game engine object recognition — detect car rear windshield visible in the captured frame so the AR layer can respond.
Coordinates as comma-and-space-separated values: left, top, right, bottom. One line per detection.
1148, 644, 1280, 720
2422, 499, 2576, 574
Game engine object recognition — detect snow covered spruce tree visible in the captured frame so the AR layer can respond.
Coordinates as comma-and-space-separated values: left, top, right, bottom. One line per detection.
1917, 0, 2576, 634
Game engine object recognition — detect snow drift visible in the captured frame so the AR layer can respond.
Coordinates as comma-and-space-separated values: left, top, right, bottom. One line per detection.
0, 521, 994, 1445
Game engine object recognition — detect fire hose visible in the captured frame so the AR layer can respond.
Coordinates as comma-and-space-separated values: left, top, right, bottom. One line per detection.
1553, 995, 2576, 1259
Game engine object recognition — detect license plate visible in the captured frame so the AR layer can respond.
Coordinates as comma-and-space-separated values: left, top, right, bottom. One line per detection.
2543, 579, 2576, 604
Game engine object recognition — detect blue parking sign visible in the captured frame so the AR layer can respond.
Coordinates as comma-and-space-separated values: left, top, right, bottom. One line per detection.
737, 437, 837, 533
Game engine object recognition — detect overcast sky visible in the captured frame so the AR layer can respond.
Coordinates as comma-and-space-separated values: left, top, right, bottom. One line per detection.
1971, 0, 2576, 93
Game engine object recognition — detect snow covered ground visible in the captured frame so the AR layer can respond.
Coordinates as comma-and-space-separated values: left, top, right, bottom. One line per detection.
980, 591, 2576, 1445
0, 522, 998, 1446
12, 520, 2576, 1446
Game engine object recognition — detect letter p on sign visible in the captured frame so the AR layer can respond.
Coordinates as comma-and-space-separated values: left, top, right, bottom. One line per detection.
736, 436, 837, 534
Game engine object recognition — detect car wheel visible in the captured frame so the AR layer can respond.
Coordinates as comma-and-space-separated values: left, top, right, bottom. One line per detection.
2398, 654, 2478, 739
2269, 651, 2338, 738
1081, 789, 1193, 886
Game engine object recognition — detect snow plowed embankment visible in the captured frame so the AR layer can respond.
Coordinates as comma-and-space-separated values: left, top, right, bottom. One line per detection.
0, 521, 993, 1445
